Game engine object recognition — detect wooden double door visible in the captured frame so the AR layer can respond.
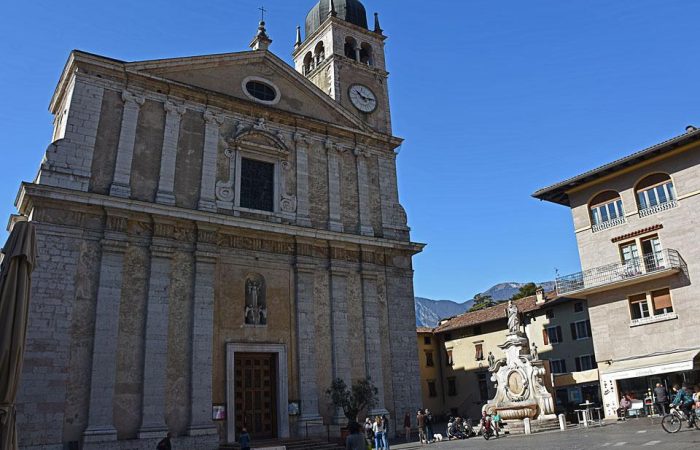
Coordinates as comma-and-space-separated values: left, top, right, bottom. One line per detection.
234, 353, 277, 438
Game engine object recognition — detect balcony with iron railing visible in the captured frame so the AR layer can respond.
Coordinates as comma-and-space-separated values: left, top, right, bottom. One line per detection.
556, 249, 684, 297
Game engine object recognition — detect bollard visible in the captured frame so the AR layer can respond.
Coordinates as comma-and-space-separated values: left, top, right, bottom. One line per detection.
523, 417, 531, 435
558, 413, 566, 431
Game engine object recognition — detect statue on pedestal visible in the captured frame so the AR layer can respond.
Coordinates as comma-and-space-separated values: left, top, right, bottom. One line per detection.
506, 300, 520, 333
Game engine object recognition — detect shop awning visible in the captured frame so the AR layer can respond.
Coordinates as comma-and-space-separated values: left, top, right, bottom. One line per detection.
599, 349, 700, 381
554, 369, 600, 387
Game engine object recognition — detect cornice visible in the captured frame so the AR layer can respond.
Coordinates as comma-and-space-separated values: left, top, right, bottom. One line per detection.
18, 182, 426, 254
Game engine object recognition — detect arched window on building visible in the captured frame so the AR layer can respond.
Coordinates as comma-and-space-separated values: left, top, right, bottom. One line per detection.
314, 41, 325, 65
360, 43, 373, 66
303, 52, 313, 75
635, 173, 677, 216
344, 36, 358, 60
589, 190, 625, 231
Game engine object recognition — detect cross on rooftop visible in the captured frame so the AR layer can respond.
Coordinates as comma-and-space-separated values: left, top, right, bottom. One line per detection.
259, 6, 267, 22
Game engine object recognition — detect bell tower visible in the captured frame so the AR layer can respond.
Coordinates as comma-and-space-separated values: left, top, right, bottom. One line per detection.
292, 0, 392, 134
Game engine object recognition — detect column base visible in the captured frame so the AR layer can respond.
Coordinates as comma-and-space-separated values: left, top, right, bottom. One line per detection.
297, 414, 325, 438
137, 424, 169, 439
296, 216, 312, 227
155, 191, 176, 206
83, 425, 118, 443
109, 182, 131, 198
360, 225, 375, 237
368, 408, 389, 417
187, 423, 219, 436
197, 199, 218, 212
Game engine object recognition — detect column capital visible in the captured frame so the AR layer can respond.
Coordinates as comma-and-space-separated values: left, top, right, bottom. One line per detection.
121, 90, 145, 106
164, 100, 187, 116
360, 269, 379, 280
353, 145, 369, 158
100, 238, 127, 254
294, 132, 310, 146
204, 109, 225, 126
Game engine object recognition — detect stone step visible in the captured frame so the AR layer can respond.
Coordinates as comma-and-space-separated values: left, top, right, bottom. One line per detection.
220, 437, 344, 450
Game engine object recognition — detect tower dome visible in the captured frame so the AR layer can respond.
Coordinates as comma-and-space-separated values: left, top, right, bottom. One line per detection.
305, 0, 368, 37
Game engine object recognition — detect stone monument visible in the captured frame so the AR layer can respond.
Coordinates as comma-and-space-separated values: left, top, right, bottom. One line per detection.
483, 301, 557, 433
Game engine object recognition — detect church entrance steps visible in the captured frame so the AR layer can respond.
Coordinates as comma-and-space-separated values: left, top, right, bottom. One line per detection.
220, 437, 345, 450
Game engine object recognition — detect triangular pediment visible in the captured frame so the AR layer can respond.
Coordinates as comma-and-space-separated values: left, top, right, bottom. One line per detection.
126, 51, 367, 130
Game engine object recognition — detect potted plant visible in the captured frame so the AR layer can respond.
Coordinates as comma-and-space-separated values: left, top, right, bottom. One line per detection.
326, 377, 378, 436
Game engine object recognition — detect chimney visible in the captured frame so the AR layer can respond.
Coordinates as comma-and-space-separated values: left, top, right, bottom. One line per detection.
535, 288, 545, 305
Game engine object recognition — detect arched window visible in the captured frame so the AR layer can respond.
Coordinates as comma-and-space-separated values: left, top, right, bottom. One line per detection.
344, 36, 358, 60
303, 52, 313, 75
589, 190, 625, 231
360, 43, 373, 66
636, 173, 676, 215
314, 41, 325, 64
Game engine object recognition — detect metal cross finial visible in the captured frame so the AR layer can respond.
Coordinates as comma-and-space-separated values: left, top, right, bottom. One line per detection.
259, 6, 267, 22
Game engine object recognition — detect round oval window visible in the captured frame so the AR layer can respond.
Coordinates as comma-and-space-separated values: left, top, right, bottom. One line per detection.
246, 80, 277, 102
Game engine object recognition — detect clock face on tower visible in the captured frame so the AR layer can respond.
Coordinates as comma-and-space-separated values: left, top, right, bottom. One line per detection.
348, 84, 377, 113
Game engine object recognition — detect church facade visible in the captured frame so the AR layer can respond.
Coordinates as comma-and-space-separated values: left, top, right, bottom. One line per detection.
12, 1, 423, 448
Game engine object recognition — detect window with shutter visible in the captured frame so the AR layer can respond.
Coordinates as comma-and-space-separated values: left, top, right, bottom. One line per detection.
575, 357, 581, 372
475, 344, 484, 361
426, 351, 434, 367
651, 288, 673, 314
556, 326, 563, 343
570, 323, 578, 340
542, 328, 549, 345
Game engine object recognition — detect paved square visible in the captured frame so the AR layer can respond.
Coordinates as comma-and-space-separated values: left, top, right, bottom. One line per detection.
391, 420, 699, 450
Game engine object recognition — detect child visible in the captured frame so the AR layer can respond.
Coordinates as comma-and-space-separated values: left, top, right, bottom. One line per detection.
239, 428, 251, 450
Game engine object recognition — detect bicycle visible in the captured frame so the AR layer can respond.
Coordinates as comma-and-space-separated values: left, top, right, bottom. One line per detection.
661, 405, 698, 433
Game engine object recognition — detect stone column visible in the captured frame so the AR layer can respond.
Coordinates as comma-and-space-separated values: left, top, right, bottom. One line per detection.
110, 90, 145, 198
354, 146, 374, 236
361, 270, 388, 415
187, 226, 218, 437
294, 133, 312, 227
155, 101, 186, 205
83, 220, 128, 443
354, 47, 361, 62
329, 263, 350, 423
294, 258, 322, 423
326, 140, 344, 232
198, 110, 224, 212
138, 224, 175, 438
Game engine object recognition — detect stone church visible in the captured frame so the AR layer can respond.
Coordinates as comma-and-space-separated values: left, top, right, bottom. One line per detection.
12, 0, 423, 448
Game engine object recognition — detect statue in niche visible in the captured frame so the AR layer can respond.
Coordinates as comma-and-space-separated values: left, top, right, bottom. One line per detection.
530, 343, 538, 361
506, 300, 520, 333
245, 276, 267, 326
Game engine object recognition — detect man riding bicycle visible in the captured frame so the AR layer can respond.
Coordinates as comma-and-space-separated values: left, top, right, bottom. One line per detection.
670, 384, 695, 427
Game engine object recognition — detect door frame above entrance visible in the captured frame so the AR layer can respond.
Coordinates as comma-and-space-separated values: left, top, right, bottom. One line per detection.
226, 343, 290, 444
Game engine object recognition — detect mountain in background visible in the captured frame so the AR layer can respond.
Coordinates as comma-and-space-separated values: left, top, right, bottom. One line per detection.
414, 281, 556, 327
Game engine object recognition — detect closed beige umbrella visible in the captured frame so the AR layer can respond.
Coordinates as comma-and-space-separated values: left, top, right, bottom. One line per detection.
0, 220, 37, 450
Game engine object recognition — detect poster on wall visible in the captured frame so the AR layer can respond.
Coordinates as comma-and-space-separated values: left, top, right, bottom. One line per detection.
212, 404, 227, 421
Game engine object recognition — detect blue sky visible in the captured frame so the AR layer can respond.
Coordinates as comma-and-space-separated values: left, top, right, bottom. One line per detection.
1, 0, 699, 301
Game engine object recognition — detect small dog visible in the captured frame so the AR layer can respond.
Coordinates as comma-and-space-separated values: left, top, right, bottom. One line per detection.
433, 433, 443, 442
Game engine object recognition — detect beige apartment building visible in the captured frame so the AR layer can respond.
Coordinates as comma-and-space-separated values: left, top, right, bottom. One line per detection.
417, 292, 599, 421
534, 126, 700, 418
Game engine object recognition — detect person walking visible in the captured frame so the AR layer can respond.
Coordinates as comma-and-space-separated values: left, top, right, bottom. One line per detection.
156, 433, 172, 450
403, 411, 411, 441
416, 409, 426, 444
654, 383, 669, 416
373, 416, 387, 450
346, 422, 366, 450
238, 428, 251, 450
381, 414, 390, 450
364, 417, 374, 448
425, 409, 434, 443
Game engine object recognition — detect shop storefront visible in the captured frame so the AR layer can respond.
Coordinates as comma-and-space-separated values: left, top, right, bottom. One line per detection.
553, 369, 601, 422
599, 349, 700, 418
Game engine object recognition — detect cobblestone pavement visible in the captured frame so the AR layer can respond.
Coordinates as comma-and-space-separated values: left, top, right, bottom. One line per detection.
389, 419, 700, 450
